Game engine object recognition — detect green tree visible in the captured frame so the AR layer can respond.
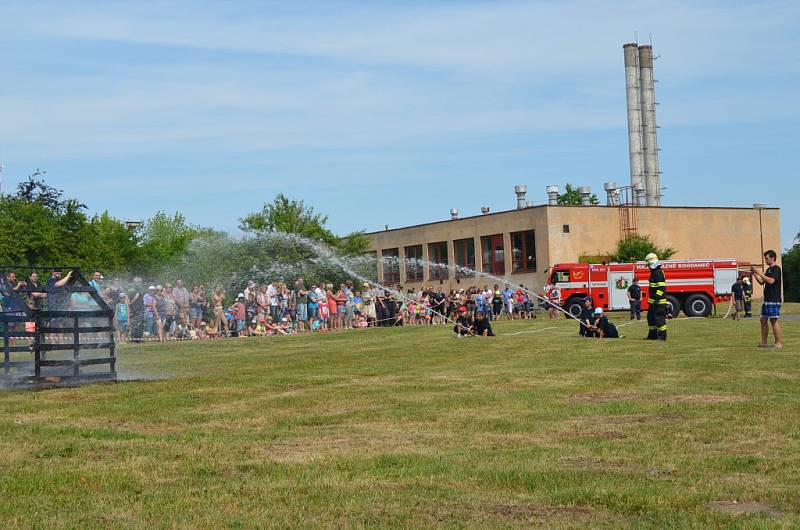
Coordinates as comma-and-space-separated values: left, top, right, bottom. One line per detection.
135, 211, 204, 277
0, 195, 62, 265
608, 233, 676, 263
239, 194, 338, 245
82, 212, 140, 273
783, 232, 800, 302
557, 183, 600, 206
337, 231, 371, 256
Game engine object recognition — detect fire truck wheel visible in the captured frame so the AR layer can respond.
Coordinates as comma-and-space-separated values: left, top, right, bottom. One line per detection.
666, 295, 681, 318
684, 294, 712, 317
565, 298, 585, 319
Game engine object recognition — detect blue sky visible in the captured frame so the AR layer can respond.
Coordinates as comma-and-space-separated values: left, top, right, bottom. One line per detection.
1, 0, 798, 248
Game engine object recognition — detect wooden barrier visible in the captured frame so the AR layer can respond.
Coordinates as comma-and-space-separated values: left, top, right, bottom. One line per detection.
1, 267, 116, 383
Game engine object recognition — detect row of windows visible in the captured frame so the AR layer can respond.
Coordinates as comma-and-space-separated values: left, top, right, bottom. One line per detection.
379, 230, 537, 283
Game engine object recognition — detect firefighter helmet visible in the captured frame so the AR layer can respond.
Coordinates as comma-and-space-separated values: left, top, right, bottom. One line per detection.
645, 252, 659, 264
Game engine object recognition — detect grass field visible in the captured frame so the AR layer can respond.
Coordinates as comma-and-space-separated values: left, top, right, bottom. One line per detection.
1, 306, 798, 528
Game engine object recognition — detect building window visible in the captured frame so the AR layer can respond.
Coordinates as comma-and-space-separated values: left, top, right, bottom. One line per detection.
404, 244, 423, 282
511, 230, 537, 272
481, 234, 505, 276
428, 241, 448, 279
381, 248, 400, 284
453, 238, 475, 278
562, 224, 570, 233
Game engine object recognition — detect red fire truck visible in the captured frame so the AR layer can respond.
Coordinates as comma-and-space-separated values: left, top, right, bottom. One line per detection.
546, 259, 741, 319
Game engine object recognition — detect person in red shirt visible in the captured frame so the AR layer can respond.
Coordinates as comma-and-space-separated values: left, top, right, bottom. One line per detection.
230, 294, 247, 336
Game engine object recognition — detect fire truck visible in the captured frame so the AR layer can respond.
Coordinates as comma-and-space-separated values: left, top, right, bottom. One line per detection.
546, 259, 741, 319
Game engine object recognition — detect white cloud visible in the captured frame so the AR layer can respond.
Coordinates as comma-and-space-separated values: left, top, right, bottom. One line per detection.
0, 0, 797, 161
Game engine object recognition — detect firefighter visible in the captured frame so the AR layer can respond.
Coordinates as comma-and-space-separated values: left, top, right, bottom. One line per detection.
742, 276, 753, 318
645, 252, 668, 341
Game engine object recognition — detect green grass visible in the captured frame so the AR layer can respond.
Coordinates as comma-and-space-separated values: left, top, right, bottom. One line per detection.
1, 306, 798, 529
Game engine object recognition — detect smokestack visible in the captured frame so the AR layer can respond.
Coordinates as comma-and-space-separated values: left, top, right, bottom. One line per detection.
638, 44, 661, 206
546, 185, 559, 206
480, 206, 490, 215
450, 208, 459, 220
633, 182, 646, 205
624, 43, 645, 205
603, 182, 618, 206
514, 185, 528, 209
579, 186, 592, 206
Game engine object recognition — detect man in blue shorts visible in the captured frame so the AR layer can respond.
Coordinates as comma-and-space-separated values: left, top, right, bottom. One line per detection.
752, 250, 782, 349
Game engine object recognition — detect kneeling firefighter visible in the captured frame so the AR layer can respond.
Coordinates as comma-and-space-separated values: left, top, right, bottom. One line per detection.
645, 252, 668, 341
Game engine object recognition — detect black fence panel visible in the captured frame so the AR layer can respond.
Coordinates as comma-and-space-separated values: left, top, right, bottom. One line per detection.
1, 267, 116, 382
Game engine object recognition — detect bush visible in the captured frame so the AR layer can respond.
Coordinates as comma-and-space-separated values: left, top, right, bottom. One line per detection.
608, 234, 676, 263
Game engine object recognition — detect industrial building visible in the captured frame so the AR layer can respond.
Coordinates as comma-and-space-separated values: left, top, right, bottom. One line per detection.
364, 43, 782, 297
364, 194, 780, 296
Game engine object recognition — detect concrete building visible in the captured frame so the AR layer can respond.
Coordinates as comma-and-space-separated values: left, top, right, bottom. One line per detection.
364, 203, 781, 297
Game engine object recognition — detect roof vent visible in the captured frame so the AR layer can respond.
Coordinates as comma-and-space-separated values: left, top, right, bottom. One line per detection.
546, 185, 559, 206
579, 186, 592, 206
514, 185, 528, 209
480, 206, 490, 215
450, 208, 459, 220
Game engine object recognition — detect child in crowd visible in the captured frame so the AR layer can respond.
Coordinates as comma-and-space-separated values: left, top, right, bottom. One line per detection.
115, 293, 129, 342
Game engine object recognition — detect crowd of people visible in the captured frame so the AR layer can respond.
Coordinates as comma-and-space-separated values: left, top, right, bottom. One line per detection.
1, 269, 547, 342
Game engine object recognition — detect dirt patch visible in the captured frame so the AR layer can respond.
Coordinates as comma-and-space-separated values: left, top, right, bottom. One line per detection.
599, 430, 628, 440
566, 391, 638, 404
664, 394, 747, 404
709, 501, 782, 518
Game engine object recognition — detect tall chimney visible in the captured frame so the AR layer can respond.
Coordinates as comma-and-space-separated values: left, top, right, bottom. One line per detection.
546, 185, 559, 206
450, 208, 459, 220
624, 43, 645, 205
633, 182, 646, 205
514, 185, 528, 209
638, 44, 661, 206
579, 186, 592, 206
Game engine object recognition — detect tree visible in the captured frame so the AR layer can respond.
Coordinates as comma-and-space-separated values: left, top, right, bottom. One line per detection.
82, 212, 140, 273
239, 194, 338, 245
135, 211, 205, 277
14, 170, 85, 212
608, 233, 676, 263
557, 183, 599, 206
783, 231, 800, 302
337, 231, 371, 256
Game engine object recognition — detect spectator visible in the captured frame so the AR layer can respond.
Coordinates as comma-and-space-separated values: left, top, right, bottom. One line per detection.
45, 268, 73, 312
172, 280, 191, 322
115, 293, 130, 342
211, 287, 227, 337
502, 284, 515, 320
128, 277, 145, 342
295, 278, 308, 333
27, 271, 45, 310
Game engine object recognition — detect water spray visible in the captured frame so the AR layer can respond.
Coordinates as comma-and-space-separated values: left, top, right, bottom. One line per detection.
265, 232, 460, 327
382, 255, 587, 326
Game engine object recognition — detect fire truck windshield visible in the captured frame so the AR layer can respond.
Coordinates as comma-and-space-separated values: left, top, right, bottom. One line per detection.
553, 270, 570, 284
